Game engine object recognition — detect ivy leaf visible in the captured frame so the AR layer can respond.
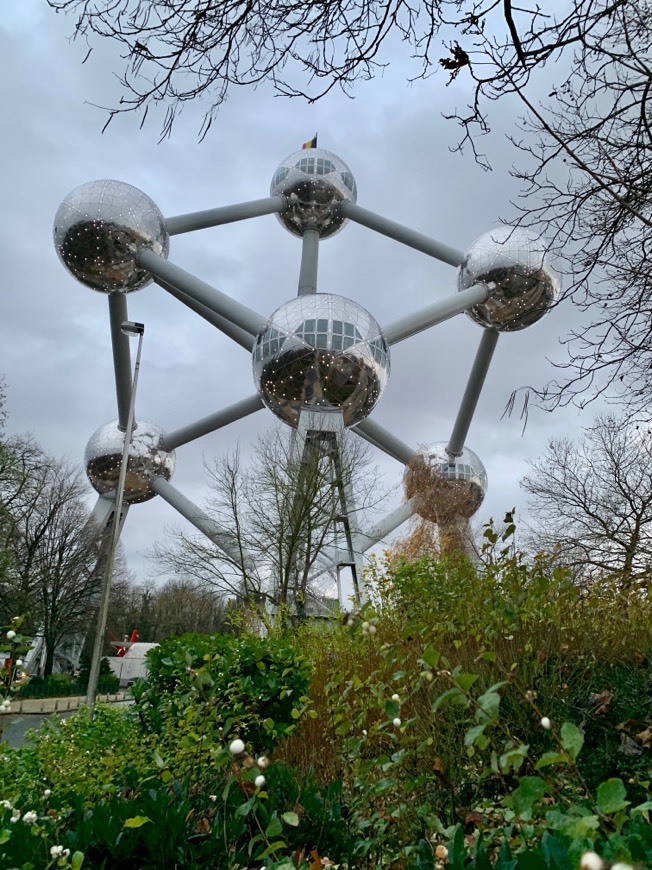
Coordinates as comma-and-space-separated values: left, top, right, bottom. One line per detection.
596, 778, 629, 814
123, 815, 152, 828
560, 722, 584, 760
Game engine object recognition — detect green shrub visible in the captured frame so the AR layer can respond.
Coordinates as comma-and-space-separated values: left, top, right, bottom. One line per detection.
135, 630, 312, 758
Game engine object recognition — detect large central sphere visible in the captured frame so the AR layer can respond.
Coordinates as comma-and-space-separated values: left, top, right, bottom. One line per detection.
54, 180, 169, 293
404, 443, 488, 521
270, 149, 357, 238
458, 226, 560, 331
253, 294, 390, 428
85, 420, 175, 504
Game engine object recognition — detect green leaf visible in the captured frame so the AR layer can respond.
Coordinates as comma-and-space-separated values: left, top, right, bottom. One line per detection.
0, 830, 10, 845
123, 816, 152, 828
422, 646, 440, 668
540, 831, 572, 870
476, 690, 501, 721
71, 852, 85, 870
464, 724, 486, 748
546, 810, 600, 838
256, 840, 288, 860
454, 672, 479, 692
499, 743, 529, 773
516, 852, 548, 870
597, 778, 629, 814
281, 811, 300, 827
511, 777, 547, 818
560, 722, 584, 760
632, 800, 652, 816
236, 796, 256, 817
535, 751, 570, 769
265, 817, 283, 838
384, 699, 399, 720
432, 687, 467, 712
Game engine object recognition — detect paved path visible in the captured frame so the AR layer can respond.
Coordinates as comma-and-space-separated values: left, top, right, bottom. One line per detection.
1, 694, 130, 749
5, 692, 128, 715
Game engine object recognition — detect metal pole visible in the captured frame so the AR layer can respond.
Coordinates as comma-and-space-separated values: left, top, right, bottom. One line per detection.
165, 196, 285, 235
108, 293, 132, 430
151, 476, 251, 566
383, 284, 489, 346
85, 323, 144, 716
353, 418, 418, 465
447, 328, 500, 456
341, 201, 465, 267
354, 497, 418, 553
298, 228, 320, 295
155, 278, 255, 352
162, 394, 264, 451
137, 248, 266, 337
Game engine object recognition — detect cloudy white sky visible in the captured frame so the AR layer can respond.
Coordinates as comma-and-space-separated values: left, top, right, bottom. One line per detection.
1, 2, 597, 585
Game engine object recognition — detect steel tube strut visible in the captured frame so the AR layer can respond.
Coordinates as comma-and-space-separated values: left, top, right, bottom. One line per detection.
137, 249, 266, 338
341, 201, 464, 267
298, 228, 320, 296
355, 497, 418, 553
162, 394, 264, 450
383, 284, 489, 346
154, 277, 255, 351
353, 418, 418, 466
447, 328, 500, 456
108, 293, 133, 430
165, 196, 285, 235
151, 477, 247, 565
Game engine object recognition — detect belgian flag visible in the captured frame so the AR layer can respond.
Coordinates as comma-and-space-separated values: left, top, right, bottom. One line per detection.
302, 135, 318, 149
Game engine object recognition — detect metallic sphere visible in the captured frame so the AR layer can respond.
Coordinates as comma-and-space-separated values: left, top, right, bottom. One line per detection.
404, 443, 488, 521
253, 294, 390, 428
54, 180, 169, 293
458, 226, 560, 331
270, 148, 357, 238
85, 420, 175, 504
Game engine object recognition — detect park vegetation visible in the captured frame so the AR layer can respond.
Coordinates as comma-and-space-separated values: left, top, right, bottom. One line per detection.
0, 517, 650, 868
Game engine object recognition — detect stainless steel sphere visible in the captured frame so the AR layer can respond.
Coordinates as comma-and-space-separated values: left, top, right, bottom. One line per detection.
458, 226, 560, 331
253, 294, 390, 428
85, 420, 175, 504
270, 149, 357, 238
404, 443, 487, 521
54, 180, 169, 293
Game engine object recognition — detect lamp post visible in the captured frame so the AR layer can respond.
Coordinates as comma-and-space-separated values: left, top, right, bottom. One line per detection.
86, 321, 145, 716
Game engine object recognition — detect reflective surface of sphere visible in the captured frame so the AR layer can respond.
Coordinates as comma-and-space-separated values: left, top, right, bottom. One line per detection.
404, 443, 488, 521
270, 149, 357, 238
54, 180, 169, 293
85, 420, 175, 504
253, 294, 390, 428
458, 226, 560, 331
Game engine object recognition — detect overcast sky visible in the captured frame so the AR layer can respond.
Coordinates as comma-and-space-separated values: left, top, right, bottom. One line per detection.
0, 2, 598, 586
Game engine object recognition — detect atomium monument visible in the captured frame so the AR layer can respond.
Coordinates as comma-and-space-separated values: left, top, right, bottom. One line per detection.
54, 144, 560, 609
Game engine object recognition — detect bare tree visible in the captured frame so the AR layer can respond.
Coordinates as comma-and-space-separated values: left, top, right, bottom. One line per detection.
152, 425, 382, 617
521, 414, 652, 589
0, 448, 104, 675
